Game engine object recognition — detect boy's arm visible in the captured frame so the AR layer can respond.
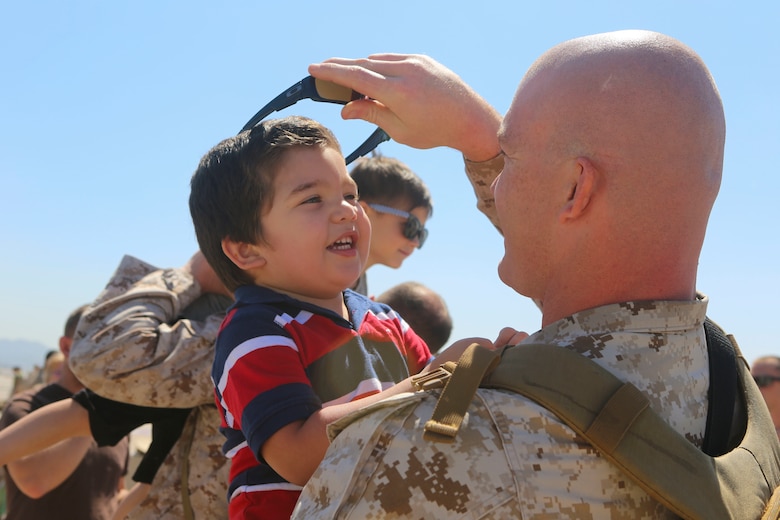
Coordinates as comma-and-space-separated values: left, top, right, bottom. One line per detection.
1, 399, 93, 498
262, 337, 494, 485
69, 254, 229, 409
262, 377, 416, 486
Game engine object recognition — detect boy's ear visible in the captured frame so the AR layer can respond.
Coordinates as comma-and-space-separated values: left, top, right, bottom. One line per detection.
559, 157, 596, 223
221, 238, 267, 270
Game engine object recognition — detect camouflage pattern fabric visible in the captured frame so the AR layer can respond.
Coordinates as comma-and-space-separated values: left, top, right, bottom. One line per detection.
463, 153, 504, 231
293, 297, 709, 519
69, 255, 229, 520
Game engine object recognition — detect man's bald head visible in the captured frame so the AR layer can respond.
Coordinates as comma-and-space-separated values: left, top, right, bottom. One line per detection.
524, 30, 724, 182
496, 31, 726, 322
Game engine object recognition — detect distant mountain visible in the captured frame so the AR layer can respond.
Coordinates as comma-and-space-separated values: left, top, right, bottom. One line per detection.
0, 338, 56, 373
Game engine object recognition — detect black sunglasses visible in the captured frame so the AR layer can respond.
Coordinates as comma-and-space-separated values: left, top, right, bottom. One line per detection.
240, 75, 390, 165
754, 375, 780, 388
367, 203, 428, 248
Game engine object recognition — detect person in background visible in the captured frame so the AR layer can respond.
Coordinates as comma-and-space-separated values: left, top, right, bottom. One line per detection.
349, 155, 432, 296
9, 367, 24, 399
375, 281, 453, 353
13, 350, 58, 394
0, 305, 129, 520
0, 281, 227, 520
41, 351, 65, 385
293, 29, 734, 518
751, 356, 780, 437
68, 253, 232, 520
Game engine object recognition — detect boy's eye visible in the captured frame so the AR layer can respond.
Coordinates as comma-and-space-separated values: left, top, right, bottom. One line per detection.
345, 193, 358, 202
302, 195, 322, 204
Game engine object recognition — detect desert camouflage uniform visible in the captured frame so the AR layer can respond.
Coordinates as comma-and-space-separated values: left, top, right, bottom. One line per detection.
292, 155, 710, 519
463, 153, 503, 230
294, 298, 709, 519
69, 255, 229, 520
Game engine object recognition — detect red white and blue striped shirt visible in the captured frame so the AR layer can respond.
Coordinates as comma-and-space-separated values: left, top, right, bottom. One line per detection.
212, 285, 432, 519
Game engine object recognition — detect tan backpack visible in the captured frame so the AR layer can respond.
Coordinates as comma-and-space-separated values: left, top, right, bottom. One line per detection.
417, 325, 780, 519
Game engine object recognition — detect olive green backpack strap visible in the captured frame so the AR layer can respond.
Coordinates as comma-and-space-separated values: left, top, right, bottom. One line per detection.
422, 342, 780, 520
415, 343, 501, 442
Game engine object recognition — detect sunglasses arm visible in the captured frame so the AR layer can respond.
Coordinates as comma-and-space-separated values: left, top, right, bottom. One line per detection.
345, 127, 391, 165
241, 77, 308, 132
241, 77, 361, 133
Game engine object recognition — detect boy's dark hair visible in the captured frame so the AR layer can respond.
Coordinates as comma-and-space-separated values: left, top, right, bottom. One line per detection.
189, 116, 341, 292
349, 156, 433, 216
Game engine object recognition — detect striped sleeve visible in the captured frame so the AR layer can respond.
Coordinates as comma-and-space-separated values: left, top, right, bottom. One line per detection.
212, 307, 322, 460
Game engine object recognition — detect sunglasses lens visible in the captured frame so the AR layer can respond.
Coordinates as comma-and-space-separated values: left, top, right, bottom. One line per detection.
755, 376, 776, 388
403, 217, 428, 248
417, 228, 428, 248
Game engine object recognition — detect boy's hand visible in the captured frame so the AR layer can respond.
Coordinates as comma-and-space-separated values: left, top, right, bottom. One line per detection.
494, 327, 529, 348
427, 336, 495, 369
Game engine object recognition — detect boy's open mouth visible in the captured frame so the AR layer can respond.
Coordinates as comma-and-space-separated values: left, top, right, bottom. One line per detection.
328, 236, 354, 251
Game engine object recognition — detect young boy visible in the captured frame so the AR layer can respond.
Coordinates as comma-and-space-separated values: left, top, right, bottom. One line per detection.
188, 115, 482, 520
348, 155, 433, 295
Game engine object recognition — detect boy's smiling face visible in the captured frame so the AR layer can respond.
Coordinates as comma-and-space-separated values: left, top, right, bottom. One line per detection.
252, 145, 371, 304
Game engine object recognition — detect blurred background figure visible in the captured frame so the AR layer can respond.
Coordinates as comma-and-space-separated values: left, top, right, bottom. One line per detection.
41, 351, 65, 386
751, 356, 780, 437
13, 350, 60, 394
0, 304, 129, 520
9, 367, 24, 400
375, 281, 453, 353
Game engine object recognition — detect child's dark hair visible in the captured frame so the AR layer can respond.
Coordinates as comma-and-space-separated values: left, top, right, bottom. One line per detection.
349, 156, 433, 216
189, 116, 341, 292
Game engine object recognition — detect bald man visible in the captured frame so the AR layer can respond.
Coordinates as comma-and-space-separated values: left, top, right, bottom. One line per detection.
289, 31, 751, 518
752, 356, 780, 436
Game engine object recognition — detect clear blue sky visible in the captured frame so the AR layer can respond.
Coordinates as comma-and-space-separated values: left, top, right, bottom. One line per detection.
1, 1, 778, 369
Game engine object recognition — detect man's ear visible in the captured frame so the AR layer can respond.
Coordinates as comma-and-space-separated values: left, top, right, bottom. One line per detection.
559, 157, 596, 223
221, 238, 267, 270
59, 336, 72, 358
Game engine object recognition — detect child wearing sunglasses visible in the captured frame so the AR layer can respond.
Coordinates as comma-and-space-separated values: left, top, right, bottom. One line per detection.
348, 156, 432, 296
189, 115, 492, 520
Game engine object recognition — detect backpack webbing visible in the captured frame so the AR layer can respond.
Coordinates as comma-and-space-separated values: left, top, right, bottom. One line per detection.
421, 326, 780, 519
702, 317, 739, 456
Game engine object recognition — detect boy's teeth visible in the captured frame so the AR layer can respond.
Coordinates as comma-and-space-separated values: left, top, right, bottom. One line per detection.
331, 237, 353, 250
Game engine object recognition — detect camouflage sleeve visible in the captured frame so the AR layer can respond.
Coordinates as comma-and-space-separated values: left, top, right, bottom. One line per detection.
69, 255, 224, 409
464, 153, 503, 232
